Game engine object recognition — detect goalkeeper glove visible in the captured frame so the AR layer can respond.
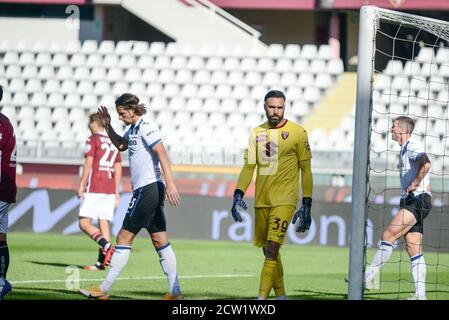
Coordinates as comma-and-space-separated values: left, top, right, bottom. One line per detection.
231, 189, 247, 223
292, 197, 312, 233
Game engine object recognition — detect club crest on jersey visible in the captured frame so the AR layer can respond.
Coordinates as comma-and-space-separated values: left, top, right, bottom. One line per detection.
281, 131, 289, 140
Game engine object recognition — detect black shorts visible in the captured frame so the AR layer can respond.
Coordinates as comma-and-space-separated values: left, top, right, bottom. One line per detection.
122, 181, 167, 235
399, 193, 432, 234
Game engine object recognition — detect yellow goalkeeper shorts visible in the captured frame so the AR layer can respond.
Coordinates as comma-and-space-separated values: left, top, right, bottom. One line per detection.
254, 205, 296, 247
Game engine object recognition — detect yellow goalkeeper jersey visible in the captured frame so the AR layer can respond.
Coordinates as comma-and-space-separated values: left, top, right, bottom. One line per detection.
236, 120, 312, 208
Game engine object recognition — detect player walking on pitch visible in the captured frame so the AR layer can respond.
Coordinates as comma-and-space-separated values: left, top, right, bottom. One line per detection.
364, 116, 431, 300
231, 90, 313, 300
79, 93, 182, 300
78, 113, 122, 271
0, 85, 16, 300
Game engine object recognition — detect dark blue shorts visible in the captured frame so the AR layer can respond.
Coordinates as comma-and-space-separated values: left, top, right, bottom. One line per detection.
122, 181, 167, 235
399, 193, 432, 234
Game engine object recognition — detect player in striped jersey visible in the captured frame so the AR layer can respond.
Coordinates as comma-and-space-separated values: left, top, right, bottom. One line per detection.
79, 93, 182, 300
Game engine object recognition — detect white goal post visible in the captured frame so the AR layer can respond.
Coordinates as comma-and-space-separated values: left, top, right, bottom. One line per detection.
348, 6, 449, 300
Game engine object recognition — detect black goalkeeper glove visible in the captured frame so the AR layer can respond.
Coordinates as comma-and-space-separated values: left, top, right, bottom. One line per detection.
292, 197, 312, 233
231, 189, 247, 223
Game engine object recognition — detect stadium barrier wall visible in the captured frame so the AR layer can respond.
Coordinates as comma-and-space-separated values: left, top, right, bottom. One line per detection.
8, 188, 449, 252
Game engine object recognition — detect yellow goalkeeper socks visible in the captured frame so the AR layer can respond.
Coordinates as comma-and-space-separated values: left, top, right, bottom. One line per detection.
258, 258, 278, 299
273, 255, 285, 297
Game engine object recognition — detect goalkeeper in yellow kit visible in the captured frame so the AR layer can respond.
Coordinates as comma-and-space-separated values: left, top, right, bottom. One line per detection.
231, 90, 313, 300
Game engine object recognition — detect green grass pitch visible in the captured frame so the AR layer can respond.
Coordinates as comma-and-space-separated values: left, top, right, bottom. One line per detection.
5, 232, 449, 300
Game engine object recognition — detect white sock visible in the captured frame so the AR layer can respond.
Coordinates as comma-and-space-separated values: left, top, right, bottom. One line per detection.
276, 295, 286, 300
411, 253, 426, 297
100, 245, 131, 293
365, 241, 394, 282
156, 243, 181, 295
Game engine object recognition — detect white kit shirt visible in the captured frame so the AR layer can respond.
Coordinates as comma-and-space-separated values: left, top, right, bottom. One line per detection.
124, 115, 163, 191
399, 138, 431, 198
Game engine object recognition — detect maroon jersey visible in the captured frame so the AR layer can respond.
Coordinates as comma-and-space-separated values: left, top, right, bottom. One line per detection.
84, 132, 121, 194
0, 113, 17, 203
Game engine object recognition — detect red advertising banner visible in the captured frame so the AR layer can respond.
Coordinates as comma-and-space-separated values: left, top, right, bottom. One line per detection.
210, 0, 316, 9
330, 0, 449, 9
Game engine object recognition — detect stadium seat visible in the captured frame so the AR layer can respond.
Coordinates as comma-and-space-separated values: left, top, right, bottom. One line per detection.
35, 118, 52, 133
285, 86, 302, 101
3, 52, 19, 64
168, 96, 186, 111
196, 84, 214, 100
52, 53, 68, 67
162, 83, 180, 97
115, 41, 133, 55
284, 44, 301, 59
30, 92, 47, 107
256, 58, 275, 72
119, 54, 136, 68
318, 44, 334, 60
203, 98, 220, 113
24, 79, 41, 93
159, 69, 175, 83
210, 70, 227, 85
9, 78, 25, 92
171, 56, 187, 70
275, 58, 293, 73
38, 66, 55, 80
11, 92, 28, 106
128, 82, 146, 96
18, 51, 35, 65
78, 80, 94, 95
173, 111, 191, 125
328, 59, 344, 76
86, 54, 103, 67
215, 84, 232, 99
185, 97, 202, 112
267, 44, 284, 59
142, 69, 158, 83
205, 57, 223, 71
147, 83, 163, 96
280, 72, 297, 86
435, 47, 449, 64
98, 40, 115, 55
91, 67, 108, 82
107, 68, 123, 82
132, 41, 149, 56
80, 94, 98, 109
148, 42, 165, 56
151, 96, 168, 111
73, 67, 90, 81
383, 60, 403, 75
0, 105, 16, 120
402, 61, 421, 77
232, 86, 250, 100
81, 40, 98, 54
263, 72, 281, 86
298, 73, 315, 88
416, 47, 435, 63
301, 44, 318, 60
64, 40, 81, 54
137, 55, 154, 69
5, 65, 21, 78
420, 62, 439, 78
103, 55, 120, 68
56, 66, 73, 80
310, 59, 327, 74
192, 70, 210, 85
154, 56, 171, 70
227, 71, 244, 85
60, 80, 77, 94
174, 70, 193, 84
180, 83, 198, 98
17, 105, 35, 120
68, 108, 86, 122
303, 87, 321, 104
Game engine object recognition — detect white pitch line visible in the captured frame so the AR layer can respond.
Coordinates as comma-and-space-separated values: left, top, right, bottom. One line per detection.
10, 274, 255, 285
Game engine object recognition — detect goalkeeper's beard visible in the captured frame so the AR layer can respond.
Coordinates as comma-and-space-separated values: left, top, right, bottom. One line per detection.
268, 116, 283, 127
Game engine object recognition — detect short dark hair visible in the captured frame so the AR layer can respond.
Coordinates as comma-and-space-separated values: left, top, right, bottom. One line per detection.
264, 90, 286, 103
115, 93, 146, 116
395, 116, 415, 133
0, 85, 3, 102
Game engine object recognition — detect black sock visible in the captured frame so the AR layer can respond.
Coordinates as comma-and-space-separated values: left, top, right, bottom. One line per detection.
97, 248, 105, 267
0, 241, 9, 279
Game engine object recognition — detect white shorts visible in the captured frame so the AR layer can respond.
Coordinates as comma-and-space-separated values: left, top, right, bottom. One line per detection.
79, 193, 116, 222
0, 201, 11, 234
